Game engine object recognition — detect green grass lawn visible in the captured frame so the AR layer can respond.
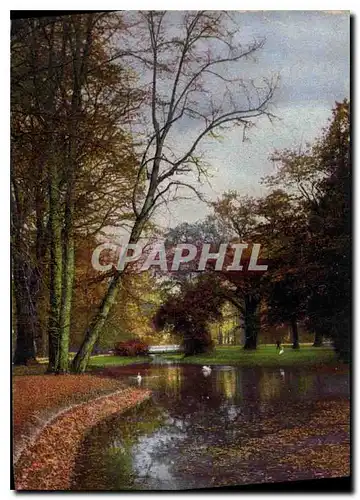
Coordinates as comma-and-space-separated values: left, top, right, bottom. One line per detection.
13, 345, 342, 377
160, 345, 340, 368
88, 355, 151, 368
12, 355, 151, 376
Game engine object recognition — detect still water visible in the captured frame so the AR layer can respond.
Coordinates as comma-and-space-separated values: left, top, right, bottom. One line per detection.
72, 360, 349, 490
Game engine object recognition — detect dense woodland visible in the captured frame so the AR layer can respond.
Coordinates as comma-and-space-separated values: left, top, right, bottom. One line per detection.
11, 12, 350, 372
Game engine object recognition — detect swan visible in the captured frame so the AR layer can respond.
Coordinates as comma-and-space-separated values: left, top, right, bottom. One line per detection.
202, 365, 212, 374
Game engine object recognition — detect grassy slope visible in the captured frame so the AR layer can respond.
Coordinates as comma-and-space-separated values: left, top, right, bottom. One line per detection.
161, 345, 339, 367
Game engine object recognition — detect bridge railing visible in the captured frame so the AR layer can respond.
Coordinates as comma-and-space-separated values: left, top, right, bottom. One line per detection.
148, 345, 183, 354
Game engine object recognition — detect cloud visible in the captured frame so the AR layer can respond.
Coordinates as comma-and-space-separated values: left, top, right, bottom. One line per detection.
151, 11, 349, 229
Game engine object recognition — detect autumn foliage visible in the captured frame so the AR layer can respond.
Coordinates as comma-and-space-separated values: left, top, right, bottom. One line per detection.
153, 276, 224, 355
114, 339, 149, 357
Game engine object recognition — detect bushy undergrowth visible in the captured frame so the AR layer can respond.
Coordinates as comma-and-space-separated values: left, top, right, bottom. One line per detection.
114, 339, 149, 357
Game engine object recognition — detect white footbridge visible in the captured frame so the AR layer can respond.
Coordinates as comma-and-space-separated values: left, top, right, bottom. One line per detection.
148, 344, 183, 354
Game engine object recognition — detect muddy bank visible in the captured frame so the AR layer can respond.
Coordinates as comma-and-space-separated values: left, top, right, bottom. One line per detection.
14, 387, 151, 490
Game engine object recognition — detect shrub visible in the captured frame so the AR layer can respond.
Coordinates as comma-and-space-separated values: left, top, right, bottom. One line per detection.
114, 339, 149, 357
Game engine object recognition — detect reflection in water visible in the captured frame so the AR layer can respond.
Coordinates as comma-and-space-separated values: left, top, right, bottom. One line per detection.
72, 364, 349, 491
216, 369, 237, 400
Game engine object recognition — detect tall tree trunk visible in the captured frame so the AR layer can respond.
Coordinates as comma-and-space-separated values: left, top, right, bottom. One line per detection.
59, 14, 94, 372
32, 268, 48, 359
12, 257, 37, 365
72, 275, 121, 372
33, 183, 48, 357
11, 182, 38, 365
243, 295, 260, 350
290, 316, 300, 349
58, 125, 76, 374
35, 327, 47, 358
72, 217, 145, 374
58, 184, 75, 372
58, 228, 74, 373
72, 219, 145, 373
313, 331, 323, 347
47, 162, 63, 372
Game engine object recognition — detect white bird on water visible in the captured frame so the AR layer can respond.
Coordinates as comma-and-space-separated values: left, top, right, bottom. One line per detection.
202, 365, 212, 375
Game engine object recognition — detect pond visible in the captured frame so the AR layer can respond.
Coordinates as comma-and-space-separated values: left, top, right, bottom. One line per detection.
71, 360, 350, 491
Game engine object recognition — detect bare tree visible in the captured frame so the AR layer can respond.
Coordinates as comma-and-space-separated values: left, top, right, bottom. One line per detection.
72, 10, 278, 371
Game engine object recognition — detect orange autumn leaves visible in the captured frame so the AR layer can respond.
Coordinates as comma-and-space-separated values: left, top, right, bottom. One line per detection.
13, 375, 123, 441
15, 386, 151, 490
13, 375, 151, 490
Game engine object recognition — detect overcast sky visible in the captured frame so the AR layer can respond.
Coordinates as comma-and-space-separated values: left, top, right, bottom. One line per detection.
154, 10, 350, 229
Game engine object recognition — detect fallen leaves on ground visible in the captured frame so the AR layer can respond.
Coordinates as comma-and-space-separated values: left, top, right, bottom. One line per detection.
13, 374, 129, 458
14, 386, 151, 490
175, 398, 350, 486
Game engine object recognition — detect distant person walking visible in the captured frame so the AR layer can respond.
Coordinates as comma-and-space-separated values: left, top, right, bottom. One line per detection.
276, 340, 281, 351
